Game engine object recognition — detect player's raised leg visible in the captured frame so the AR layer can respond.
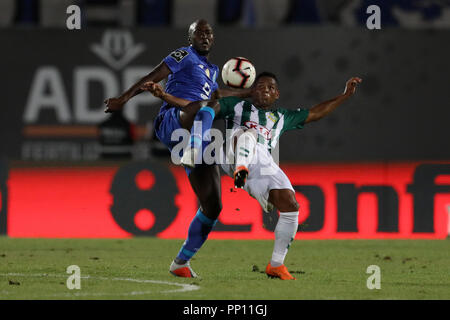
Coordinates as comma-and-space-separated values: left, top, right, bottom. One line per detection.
169, 165, 222, 277
233, 129, 257, 188
181, 106, 215, 167
179, 100, 220, 168
266, 189, 299, 280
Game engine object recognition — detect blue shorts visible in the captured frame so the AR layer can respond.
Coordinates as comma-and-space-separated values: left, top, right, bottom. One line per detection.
154, 107, 195, 175
154, 107, 182, 151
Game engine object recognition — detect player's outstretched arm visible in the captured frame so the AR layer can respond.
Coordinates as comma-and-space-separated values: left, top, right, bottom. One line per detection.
104, 61, 171, 113
305, 77, 362, 123
140, 81, 192, 108
141, 81, 220, 118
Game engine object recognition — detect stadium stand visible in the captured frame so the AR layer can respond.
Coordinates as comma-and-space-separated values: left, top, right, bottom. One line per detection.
14, 0, 39, 25
246, 0, 291, 27
0, 0, 15, 27
217, 0, 242, 24
137, 0, 172, 26
40, 0, 74, 27
285, 0, 322, 23
1, 0, 449, 28
172, 0, 216, 27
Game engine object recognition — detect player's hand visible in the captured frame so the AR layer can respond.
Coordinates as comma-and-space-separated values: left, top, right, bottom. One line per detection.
104, 97, 125, 113
343, 77, 362, 97
141, 81, 165, 98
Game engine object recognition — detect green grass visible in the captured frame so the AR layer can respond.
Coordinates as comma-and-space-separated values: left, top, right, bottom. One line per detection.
0, 237, 449, 300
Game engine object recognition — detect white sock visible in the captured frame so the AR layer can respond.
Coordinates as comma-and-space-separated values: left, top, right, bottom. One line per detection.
235, 130, 257, 170
270, 211, 299, 267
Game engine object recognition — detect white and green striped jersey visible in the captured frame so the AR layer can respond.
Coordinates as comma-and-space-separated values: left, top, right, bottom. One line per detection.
217, 96, 309, 153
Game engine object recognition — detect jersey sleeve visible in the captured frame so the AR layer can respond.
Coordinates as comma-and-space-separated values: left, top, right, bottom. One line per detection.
280, 108, 310, 133
211, 81, 219, 94
217, 96, 243, 119
163, 48, 191, 73
210, 66, 219, 94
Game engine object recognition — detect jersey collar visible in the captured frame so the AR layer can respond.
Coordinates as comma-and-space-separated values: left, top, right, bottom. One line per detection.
254, 103, 277, 112
190, 46, 211, 64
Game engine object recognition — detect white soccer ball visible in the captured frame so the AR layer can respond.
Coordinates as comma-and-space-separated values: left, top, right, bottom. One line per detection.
221, 57, 256, 89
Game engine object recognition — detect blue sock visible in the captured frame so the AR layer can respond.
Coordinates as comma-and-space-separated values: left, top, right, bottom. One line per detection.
176, 208, 217, 263
190, 106, 215, 151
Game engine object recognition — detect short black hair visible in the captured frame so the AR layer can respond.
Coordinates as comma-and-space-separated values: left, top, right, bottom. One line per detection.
188, 19, 210, 42
254, 72, 279, 86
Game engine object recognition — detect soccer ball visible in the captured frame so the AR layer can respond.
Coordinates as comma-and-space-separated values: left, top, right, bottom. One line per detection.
221, 57, 256, 89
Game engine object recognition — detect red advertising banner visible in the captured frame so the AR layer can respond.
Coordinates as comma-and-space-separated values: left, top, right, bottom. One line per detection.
4, 162, 450, 239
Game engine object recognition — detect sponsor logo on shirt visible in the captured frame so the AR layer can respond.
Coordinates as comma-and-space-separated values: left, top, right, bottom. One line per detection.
244, 121, 272, 140
267, 112, 277, 123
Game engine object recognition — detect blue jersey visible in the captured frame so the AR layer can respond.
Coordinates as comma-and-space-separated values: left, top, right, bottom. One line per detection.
158, 46, 219, 116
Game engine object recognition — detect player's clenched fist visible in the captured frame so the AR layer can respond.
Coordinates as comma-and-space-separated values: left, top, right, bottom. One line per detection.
343, 77, 362, 97
141, 81, 165, 98
104, 97, 125, 113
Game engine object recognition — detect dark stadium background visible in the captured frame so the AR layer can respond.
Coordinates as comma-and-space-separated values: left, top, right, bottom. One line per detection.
0, 0, 449, 239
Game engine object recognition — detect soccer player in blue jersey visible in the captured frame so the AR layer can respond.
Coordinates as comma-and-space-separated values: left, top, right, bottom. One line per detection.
104, 19, 249, 278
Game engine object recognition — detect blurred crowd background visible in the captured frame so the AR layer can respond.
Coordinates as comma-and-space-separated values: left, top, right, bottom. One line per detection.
1, 0, 449, 163
1, 0, 450, 29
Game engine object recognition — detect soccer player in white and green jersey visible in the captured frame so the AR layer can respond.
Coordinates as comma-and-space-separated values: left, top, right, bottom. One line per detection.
141, 72, 361, 280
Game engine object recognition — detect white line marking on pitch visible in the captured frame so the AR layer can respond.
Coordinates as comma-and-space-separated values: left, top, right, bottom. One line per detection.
0, 273, 200, 297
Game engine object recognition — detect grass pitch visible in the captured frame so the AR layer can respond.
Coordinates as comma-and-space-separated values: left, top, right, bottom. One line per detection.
0, 237, 449, 300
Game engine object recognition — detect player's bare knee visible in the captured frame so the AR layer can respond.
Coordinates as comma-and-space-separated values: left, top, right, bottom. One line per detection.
202, 199, 222, 220
288, 199, 300, 212
269, 190, 298, 212
282, 192, 299, 212
185, 101, 202, 114
208, 100, 220, 113
181, 101, 208, 121
214, 201, 223, 216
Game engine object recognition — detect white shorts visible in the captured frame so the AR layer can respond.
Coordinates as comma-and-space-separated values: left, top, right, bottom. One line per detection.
220, 143, 294, 212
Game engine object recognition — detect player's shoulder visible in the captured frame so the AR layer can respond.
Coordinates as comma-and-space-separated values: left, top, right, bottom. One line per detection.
219, 96, 248, 112
276, 106, 306, 114
212, 63, 220, 72
273, 106, 289, 115
170, 45, 191, 53
167, 46, 192, 63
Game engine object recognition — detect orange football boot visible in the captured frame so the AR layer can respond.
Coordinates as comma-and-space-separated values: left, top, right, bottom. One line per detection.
265, 263, 296, 280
